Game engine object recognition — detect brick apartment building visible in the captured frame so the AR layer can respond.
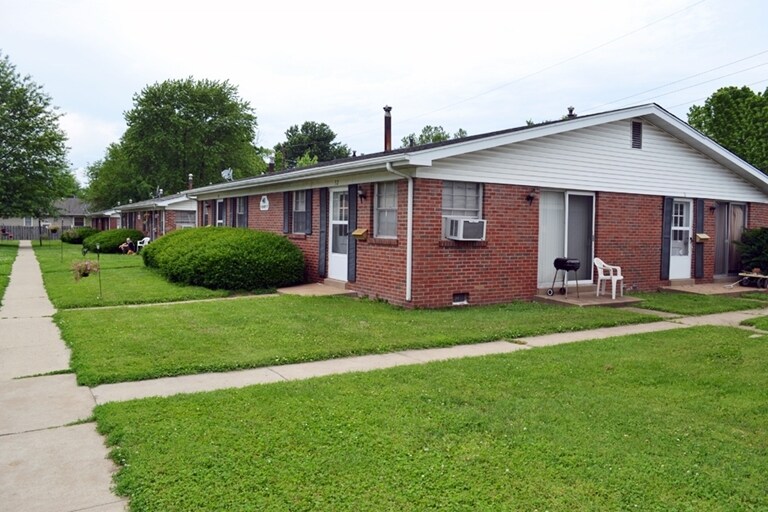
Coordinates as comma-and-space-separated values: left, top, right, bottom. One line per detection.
189, 104, 768, 308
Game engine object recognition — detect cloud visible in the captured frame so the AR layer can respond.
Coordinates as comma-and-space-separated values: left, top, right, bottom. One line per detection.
58, 111, 124, 181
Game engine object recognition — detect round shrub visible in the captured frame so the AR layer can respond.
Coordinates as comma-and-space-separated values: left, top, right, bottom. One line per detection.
143, 227, 305, 291
61, 227, 99, 244
83, 228, 145, 253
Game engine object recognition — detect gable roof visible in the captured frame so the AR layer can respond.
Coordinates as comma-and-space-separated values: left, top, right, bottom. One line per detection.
115, 192, 196, 212
189, 103, 768, 198
54, 197, 89, 216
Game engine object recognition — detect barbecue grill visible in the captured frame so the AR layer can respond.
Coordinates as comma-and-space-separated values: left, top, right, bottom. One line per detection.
547, 257, 581, 298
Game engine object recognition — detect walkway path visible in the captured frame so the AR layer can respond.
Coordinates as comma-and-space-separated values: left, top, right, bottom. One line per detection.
0, 242, 127, 512
1, 241, 767, 511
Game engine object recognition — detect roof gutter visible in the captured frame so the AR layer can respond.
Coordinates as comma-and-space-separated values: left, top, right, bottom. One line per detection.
385, 162, 413, 302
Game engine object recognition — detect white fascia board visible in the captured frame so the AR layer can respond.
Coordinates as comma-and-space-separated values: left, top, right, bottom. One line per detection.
191, 155, 411, 200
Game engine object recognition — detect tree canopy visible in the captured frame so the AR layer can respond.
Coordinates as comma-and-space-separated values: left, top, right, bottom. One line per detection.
687, 86, 768, 173
0, 52, 72, 218
400, 125, 467, 148
273, 121, 350, 170
86, 77, 267, 209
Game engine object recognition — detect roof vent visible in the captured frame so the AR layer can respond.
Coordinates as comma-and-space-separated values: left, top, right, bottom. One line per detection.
631, 121, 643, 149
567, 106, 577, 118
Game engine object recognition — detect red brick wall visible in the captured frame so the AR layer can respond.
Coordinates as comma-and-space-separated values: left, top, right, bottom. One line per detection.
164, 210, 177, 234
195, 188, 768, 307
749, 202, 768, 228
390, 180, 540, 308
349, 183, 408, 302
246, 191, 322, 282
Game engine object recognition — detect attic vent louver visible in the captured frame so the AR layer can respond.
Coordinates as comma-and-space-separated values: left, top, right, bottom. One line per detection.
631, 121, 643, 149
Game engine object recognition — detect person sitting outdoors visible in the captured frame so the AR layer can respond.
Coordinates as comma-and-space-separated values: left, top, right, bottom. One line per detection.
119, 237, 136, 254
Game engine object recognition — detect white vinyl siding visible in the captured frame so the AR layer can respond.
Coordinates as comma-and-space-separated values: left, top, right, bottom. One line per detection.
374, 182, 397, 238
422, 120, 767, 203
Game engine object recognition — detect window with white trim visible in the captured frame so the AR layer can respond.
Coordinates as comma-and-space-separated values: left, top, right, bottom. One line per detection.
235, 197, 248, 227
215, 199, 226, 226
374, 182, 397, 238
292, 190, 307, 233
442, 181, 482, 218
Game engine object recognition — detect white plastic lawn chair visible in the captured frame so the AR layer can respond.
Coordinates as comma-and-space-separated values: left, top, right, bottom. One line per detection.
136, 237, 151, 252
594, 257, 624, 300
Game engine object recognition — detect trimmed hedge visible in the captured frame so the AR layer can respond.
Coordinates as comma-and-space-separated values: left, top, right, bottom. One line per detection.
738, 227, 768, 272
61, 227, 99, 244
83, 229, 145, 253
141, 227, 305, 291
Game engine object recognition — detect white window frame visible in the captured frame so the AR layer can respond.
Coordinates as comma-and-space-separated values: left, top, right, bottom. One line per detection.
374, 182, 398, 238
215, 199, 225, 226
292, 190, 307, 234
441, 181, 483, 237
235, 197, 247, 227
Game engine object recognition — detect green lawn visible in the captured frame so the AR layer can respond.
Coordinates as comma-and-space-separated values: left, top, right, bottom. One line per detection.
56, 295, 660, 386
33, 241, 229, 308
95, 325, 768, 511
0, 241, 19, 305
634, 291, 767, 315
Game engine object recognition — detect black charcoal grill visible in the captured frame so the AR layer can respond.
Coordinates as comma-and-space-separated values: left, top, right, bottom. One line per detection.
547, 257, 581, 298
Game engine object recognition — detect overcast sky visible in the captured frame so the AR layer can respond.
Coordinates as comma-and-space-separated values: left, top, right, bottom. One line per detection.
2, 0, 767, 184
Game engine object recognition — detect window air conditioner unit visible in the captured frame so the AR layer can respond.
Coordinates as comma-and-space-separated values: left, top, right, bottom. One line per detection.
445, 217, 486, 241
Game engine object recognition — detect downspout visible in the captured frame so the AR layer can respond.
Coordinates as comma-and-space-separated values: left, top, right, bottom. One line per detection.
386, 162, 413, 302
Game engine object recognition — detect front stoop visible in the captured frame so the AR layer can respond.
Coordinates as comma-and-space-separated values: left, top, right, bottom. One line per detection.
534, 284, 642, 308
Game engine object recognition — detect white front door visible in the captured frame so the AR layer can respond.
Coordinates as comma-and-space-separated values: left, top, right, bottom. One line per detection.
669, 199, 692, 279
328, 188, 349, 281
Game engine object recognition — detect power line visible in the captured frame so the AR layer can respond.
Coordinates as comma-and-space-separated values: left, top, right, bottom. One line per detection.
338, 0, 709, 142
582, 49, 768, 114
610, 61, 768, 107
667, 78, 768, 110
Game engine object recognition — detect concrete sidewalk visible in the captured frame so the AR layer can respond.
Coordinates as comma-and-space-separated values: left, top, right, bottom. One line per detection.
2, 240, 768, 512
0, 241, 127, 512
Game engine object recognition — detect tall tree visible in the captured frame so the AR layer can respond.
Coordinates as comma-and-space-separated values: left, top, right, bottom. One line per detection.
688, 86, 768, 173
0, 52, 71, 218
273, 121, 350, 170
84, 143, 138, 209
87, 77, 266, 209
400, 125, 467, 148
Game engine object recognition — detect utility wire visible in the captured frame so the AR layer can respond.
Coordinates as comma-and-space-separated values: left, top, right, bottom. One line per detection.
338, 0, 709, 142
611, 61, 768, 107
668, 77, 768, 109
582, 49, 768, 113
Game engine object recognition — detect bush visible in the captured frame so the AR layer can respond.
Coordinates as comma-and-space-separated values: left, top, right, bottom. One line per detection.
737, 227, 768, 273
83, 228, 145, 253
142, 227, 305, 290
61, 227, 99, 244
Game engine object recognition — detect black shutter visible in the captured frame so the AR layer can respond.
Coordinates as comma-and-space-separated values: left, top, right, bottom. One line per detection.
305, 189, 313, 235
243, 196, 249, 227
695, 199, 704, 278
318, 188, 328, 277
283, 192, 292, 233
347, 185, 358, 283
230, 198, 237, 227
661, 197, 673, 280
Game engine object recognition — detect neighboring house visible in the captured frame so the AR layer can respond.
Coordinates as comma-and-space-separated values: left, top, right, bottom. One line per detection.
116, 193, 197, 239
189, 103, 768, 308
0, 197, 90, 239
87, 208, 121, 231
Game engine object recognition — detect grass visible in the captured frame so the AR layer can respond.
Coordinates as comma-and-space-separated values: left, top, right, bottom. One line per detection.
33, 241, 230, 308
633, 291, 767, 315
0, 241, 19, 305
94, 325, 768, 511
56, 295, 660, 386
